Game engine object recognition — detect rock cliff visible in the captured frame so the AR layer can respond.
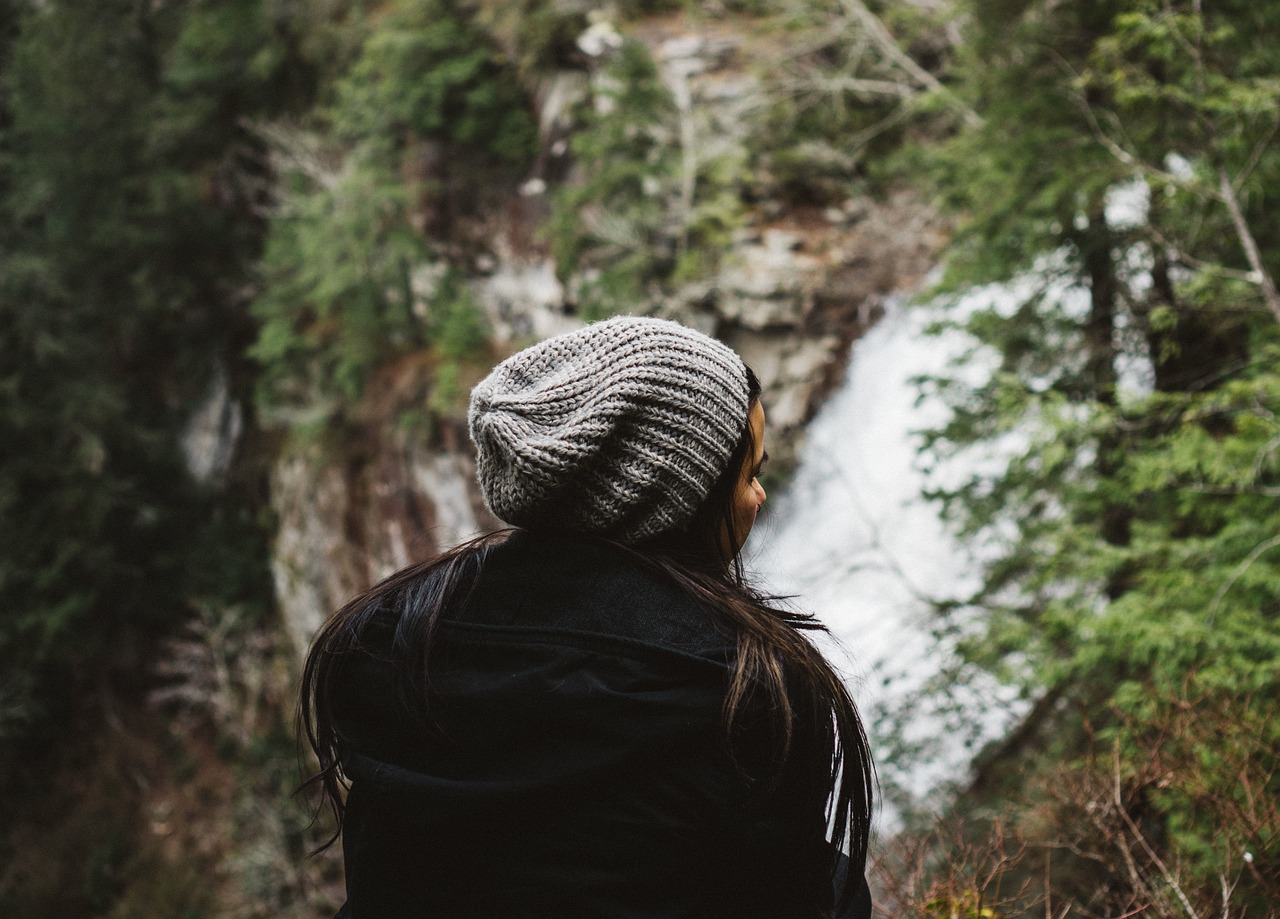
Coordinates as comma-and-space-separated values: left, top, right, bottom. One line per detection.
266, 13, 946, 658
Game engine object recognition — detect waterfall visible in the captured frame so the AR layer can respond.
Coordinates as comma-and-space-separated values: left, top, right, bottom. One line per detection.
750, 294, 1027, 827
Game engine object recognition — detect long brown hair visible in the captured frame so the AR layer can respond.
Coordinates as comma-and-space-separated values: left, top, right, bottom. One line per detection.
299, 367, 875, 904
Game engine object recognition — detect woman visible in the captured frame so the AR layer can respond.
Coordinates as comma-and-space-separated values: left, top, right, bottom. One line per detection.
301, 316, 875, 918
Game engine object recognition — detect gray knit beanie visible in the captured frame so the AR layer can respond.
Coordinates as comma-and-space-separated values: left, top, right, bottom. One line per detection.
468, 316, 750, 543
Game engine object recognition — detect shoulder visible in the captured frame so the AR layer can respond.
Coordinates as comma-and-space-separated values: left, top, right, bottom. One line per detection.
449, 529, 737, 660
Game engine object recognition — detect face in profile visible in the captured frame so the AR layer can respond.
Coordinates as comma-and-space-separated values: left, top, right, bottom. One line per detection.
726, 401, 767, 557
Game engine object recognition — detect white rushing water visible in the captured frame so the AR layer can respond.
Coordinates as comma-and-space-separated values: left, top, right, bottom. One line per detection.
749, 294, 1027, 827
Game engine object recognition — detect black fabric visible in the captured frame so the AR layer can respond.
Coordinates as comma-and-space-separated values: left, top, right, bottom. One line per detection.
330, 530, 872, 918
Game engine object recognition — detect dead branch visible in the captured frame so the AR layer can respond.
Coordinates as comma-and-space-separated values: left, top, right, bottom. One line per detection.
1143, 221, 1259, 286
774, 74, 920, 100
1207, 532, 1280, 623
834, 0, 983, 127
1217, 166, 1280, 324
1113, 746, 1203, 919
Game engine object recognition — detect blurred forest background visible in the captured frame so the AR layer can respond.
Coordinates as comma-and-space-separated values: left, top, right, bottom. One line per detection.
1, 0, 1277, 915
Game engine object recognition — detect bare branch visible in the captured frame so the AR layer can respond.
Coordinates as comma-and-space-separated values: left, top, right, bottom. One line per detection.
1144, 223, 1259, 285
1217, 166, 1280, 323
1251, 433, 1280, 483
243, 119, 346, 192
846, 104, 914, 151
660, 62, 697, 259
1113, 747, 1203, 919
1236, 115, 1280, 188
1044, 850, 1052, 919
1067, 82, 1280, 325
1071, 94, 1211, 199
774, 74, 920, 100
1208, 532, 1280, 622
834, 0, 983, 127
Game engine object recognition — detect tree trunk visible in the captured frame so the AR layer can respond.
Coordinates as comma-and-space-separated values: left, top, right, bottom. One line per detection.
1077, 211, 1132, 592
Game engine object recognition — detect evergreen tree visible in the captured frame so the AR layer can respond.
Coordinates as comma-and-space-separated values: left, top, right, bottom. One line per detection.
919, 0, 1280, 907
251, 0, 535, 427
0, 0, 290, 782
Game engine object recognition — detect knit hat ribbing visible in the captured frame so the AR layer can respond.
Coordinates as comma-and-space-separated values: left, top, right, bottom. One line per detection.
468, 316, 750, 543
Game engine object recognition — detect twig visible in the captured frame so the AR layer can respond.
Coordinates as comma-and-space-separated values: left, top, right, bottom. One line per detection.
775, 74, 920, 99
1251, 433, 1280, 485
1070, 91, 1210, 200
1235, 115, 1280, 188
1114, 746, 1203, 919
835, 0, 983, 127
1069, 83, 1280, 324
1045, 849, 1052, 919
1217, 165, 1280, 324
661, 62, 697, 259
847, 104, 914, 151
1208, 533, 1280, 623
1144, 222, 1258, 285
1106, 779, 1153, 909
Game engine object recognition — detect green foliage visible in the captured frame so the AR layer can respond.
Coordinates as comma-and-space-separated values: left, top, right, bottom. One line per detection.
916, 0, 1280, 902
467, 0, 588, 77
750, 0, 958, 200
162, 0, 293, 133
929, 3, 1121, 285
1079, 1, 1280, 309
549, 39, 748, 316
0, 0, 276, 725
429, 269, 491, 361
253, 150, 430, 407
548, 40, 679, 314
251, 0, 531, 422
923, 0, 1280, 680
425, 270, 492, 413
331, 0, 536, 164
0, 13, 293, 919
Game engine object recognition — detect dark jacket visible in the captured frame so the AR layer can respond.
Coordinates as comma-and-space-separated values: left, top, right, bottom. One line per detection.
330, 530, 871, 918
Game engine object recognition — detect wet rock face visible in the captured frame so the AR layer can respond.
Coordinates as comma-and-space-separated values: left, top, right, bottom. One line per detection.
714, 187, 946, 459
182, 363, 243, 486
626, 18, 944, 462
266, 16, 945, 654
269, 434, 493, 658
270, 454, 357, 659
470, 256, 578, 345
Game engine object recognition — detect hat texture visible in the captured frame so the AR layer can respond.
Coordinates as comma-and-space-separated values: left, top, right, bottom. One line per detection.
468, 316, 750, 543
